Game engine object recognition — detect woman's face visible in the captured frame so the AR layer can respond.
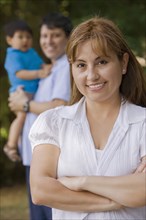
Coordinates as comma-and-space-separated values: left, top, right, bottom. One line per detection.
40, 25, 68, 61
72, 40, 129, 104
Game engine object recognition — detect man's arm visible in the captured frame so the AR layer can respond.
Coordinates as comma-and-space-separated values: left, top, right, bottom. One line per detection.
29, 99, 67, 114
8, 88, 67, 114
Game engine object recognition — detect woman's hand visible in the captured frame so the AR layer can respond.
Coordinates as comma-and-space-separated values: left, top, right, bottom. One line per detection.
135, 156, 146, 174
8, 87, 29, 112
58, 176, 123, 210
58, 176, 86, 191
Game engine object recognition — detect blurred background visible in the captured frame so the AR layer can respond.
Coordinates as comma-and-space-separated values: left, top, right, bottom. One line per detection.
0, 0, 146, 219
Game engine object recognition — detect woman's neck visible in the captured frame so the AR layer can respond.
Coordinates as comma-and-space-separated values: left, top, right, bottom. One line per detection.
86, 96, 121, 121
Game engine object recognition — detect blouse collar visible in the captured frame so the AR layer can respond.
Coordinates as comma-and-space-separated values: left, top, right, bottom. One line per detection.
57, 97, 146, 125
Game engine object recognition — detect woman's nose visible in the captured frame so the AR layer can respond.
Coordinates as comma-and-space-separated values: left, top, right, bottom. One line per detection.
87, 67, 99, 80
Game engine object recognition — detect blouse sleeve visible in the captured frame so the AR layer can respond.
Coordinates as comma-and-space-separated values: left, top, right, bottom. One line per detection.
29, 109, 59, 151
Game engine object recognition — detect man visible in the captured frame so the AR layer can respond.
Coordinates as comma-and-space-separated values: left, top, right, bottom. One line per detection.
9, 12, 73, 220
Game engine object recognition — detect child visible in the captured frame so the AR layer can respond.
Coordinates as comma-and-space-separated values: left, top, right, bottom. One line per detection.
3, 20, 52, 162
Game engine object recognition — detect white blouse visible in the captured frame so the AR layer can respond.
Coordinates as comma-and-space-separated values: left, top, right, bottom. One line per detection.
29, 97, 146, 220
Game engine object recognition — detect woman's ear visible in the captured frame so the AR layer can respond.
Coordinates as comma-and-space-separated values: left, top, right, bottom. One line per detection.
122, 53, 129, 75
6, 36, 12, 46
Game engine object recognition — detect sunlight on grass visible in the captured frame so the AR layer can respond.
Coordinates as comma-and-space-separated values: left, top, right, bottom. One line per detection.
0, 184, 29, 220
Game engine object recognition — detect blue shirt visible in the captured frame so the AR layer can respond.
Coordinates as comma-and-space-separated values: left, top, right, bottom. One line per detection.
4, 47, 44, 93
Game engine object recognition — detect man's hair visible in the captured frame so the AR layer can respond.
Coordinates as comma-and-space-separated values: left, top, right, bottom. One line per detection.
4, 20, 33, 37
40, 12, 73, 37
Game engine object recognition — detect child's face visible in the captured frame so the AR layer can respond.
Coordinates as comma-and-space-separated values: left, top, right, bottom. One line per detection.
7, 31, 33, 52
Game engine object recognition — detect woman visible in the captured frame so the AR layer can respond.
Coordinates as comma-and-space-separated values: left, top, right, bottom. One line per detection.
29, 17, 146, 219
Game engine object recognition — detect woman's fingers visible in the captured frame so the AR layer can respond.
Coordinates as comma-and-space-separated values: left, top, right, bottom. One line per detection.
135, 156, 146, 173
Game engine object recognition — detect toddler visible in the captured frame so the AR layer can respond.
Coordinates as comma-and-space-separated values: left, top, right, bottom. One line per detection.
3, 20, 52, 162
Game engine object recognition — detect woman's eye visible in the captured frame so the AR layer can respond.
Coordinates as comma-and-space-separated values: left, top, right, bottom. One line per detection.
98, 60, 108, 65
77, 63, 85, 68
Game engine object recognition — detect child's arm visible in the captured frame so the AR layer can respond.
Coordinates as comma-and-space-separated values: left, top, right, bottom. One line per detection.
41, 63, 53, 76
16, 63, 52, 80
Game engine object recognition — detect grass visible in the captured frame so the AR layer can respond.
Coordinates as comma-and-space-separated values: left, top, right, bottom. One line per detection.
0, 184, 29, 220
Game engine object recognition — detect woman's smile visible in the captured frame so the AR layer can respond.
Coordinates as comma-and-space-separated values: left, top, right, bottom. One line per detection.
86, 82, 106, 91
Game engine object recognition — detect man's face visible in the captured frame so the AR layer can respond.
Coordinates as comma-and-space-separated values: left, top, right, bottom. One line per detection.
40, 25, 68, 61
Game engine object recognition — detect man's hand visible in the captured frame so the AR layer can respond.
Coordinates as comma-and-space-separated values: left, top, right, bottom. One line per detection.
8, 87, 28, 112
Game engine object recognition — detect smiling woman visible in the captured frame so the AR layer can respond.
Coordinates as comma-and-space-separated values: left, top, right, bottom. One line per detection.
29, 16, 146, 220
71, 41, 129, 105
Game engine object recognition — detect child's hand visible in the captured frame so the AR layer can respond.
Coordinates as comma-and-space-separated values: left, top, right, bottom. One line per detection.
37, 63, 53, 78
135, 156, 146, 173
42, 63, 53, 76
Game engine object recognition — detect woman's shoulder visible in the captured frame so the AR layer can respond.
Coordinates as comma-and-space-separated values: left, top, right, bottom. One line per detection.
32, 104, 77, 133
126, 101, 146, 112
36, 105, 73, 121
126, 101, 146, 123
39, 100, 82, 123
43, 103, 78, 119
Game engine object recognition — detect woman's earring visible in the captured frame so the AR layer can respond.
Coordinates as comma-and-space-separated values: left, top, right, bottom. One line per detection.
123, 69, 126, 74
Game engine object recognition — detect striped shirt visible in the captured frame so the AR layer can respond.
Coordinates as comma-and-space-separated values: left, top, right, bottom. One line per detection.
29, 97, 146, 220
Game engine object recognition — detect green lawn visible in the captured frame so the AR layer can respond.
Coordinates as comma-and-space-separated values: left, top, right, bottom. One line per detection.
0, 184, 29, 220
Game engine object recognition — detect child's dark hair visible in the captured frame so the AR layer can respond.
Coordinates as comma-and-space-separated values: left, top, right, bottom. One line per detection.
40, 12, 73, 37
4, 20, 33, 37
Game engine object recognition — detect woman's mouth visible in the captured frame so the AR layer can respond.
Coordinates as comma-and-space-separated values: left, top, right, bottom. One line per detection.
87, 82, 106, 90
